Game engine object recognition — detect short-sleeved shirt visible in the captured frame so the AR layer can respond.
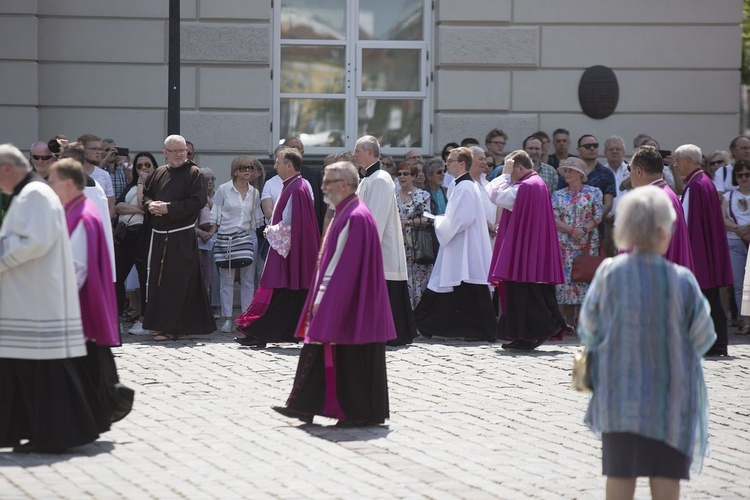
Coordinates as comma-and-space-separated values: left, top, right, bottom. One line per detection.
558, 162, 616, 238
90, 166, 115, 199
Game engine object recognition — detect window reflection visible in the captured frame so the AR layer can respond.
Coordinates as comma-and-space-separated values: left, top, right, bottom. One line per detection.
362, 48, 420, 92
281, 46, 346, 94
281, 0, 346, 40
280, 98, 346, 147
359, 0, 423, 40
358, 99, 422, 147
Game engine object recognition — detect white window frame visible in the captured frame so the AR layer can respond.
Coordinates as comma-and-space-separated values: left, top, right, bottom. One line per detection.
272, 0, 433, 156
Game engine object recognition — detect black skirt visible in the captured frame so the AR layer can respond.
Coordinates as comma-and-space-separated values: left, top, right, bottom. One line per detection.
413, 283, 496, 341
496, 281, 566, 341
0, 357, 101, 453
602, 432, 690, 480
284, 343, 389, 424
386, 280, 417, 345
76, 343, 134, 429
239, 288, 308, 342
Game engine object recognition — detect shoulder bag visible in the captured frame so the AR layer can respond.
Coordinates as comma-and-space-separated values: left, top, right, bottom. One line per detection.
212, 186, 257, 269
570, 232, 605, 283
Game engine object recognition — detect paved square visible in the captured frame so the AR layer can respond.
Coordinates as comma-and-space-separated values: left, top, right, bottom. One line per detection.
1, 330, 748, 499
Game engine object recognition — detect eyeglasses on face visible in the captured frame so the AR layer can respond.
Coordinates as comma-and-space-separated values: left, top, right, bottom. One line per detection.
136, 162, 153, 169
238, 166, 252, 172
736, 172, 750, 180
32, 155, 54, 161
732, 145, 750, 152
322, 178, 344, 185
431, 169, 445, 175
580, 143, 599, 150
709, 160, 726, 167
165, 148, 188, 154
397, 171, 412, 177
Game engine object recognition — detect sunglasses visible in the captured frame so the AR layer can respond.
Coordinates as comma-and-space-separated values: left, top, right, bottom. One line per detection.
709, 160, 726, 167
238, 166, 253, 172
580, 143, 599, 150
136, 162, 153, 169
32, 154, 54, 161
736, 172, 750, 180
432, 169, 445, 175
396, 171, 412, 177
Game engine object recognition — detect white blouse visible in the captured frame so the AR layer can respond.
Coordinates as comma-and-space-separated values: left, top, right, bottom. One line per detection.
210, 181, 263, 234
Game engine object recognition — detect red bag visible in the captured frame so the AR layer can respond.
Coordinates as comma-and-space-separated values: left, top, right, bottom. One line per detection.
570, 233, 605, 283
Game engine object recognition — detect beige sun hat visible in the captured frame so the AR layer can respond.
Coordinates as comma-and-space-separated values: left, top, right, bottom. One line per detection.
557, 159, 588, 183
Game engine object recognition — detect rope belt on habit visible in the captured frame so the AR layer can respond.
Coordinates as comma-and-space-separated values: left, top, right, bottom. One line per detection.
145, 223, 195, 301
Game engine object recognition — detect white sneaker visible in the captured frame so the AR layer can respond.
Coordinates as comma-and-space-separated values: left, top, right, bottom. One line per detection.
221, 319, 234, 333
128, 321, 152, 335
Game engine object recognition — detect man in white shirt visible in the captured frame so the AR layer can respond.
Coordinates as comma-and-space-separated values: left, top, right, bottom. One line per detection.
714, 135, 750, 198
77, 133, 115, 217
354, 135, 417, 345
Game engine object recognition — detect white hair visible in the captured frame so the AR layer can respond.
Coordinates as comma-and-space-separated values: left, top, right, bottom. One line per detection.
0, 143, 31, 171
164, 134, 186, 148
325, 161, 359, 188
614, 186, 676, 252
674, 144, 702, 164
356, 135, 380, 157
468, 145, 485, 156
604, 135, 625, 150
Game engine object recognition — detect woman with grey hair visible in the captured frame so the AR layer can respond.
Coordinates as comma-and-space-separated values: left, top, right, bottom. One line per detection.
578, 186, 715, 499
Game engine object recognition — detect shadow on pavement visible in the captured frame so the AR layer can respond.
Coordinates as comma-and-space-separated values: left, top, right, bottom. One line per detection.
0, 441, 115, 467
300, 424, 391, 442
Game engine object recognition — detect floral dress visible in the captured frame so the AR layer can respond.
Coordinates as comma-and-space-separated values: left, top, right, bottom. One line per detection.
551, 185, 603, 304
397, 188, 432, 308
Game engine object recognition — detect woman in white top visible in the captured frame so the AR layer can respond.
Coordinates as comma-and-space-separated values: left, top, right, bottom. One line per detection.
210, 156, 264, 333
723, 160, 750, 334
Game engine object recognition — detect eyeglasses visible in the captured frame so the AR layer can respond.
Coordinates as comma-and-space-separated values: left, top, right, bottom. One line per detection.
432, 169, 445, 175
85, 147, 103, 152
396, 171, 412, 177
736, 172, 750, 180
322, 178, 344, 185
580, 143, 599, 150
205, 176, 216, 181
136, 162, 153, 169
165, 148, 188, 154
238, 166, 253, 172
446, 158, 457, 165
32, 155, 54, 161
709, 160, 726, 167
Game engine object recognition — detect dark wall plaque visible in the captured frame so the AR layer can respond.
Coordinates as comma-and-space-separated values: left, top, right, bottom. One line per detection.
578, 65, 619, 120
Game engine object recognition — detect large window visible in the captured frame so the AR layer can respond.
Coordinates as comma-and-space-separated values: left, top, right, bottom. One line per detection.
274, 0, 432, 154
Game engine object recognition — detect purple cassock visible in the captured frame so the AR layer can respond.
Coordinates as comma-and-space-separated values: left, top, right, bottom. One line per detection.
682, 169, 732, 288
297, 194, 396, 345
489, 172, 564, 284
651, 179, 695, 271
261, 174, 320, 290
65, 195, 119, 346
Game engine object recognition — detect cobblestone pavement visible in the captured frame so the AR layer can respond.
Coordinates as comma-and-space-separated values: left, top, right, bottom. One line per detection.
1, 326, 748, 499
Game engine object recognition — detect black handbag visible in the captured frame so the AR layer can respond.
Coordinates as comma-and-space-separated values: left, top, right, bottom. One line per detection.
410, 225, 435, 265
113, 215, 134, 245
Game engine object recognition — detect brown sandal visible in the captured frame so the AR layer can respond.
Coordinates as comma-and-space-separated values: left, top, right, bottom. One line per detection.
152, 332, 178, 341
738, 325, 750, 335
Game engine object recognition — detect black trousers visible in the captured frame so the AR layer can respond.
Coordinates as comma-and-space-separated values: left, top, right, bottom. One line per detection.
702, 286, 728, 353
114, 225, 147, 315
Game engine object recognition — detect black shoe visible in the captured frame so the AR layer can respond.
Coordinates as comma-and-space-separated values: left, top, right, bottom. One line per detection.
272, 405, 313, 424
335, 419, 382, 428
705, 348, 729, 357
234, 336, 266, 348
501, 339, 529, 350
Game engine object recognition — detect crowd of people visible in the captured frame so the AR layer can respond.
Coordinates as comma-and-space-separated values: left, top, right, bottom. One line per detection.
1, 127, 744, 494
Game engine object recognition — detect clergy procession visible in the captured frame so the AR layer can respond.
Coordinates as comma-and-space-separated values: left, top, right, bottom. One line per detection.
0, 128, 743, 495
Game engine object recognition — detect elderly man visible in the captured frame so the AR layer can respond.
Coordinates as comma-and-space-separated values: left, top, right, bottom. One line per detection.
603, 136, 629, 256
714, 135, 750, 197
523, 135, 558, 195
674, 144, 733, 356
29, 140, 56, 178
414, 147, 496, 341
559, 135, 616, 241
235, 148, 320, 347
628, 146, 694, 271
0, 144, 102, 453
354, 135, 417, 345
141, 134, 215, 340
48, 158, 133, 428
488, 150, 567, 350
273, 161, 396, 427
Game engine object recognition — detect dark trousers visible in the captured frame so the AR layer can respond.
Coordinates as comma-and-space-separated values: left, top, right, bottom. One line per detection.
703, 286, 728, 354
114, 225, 147, 315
